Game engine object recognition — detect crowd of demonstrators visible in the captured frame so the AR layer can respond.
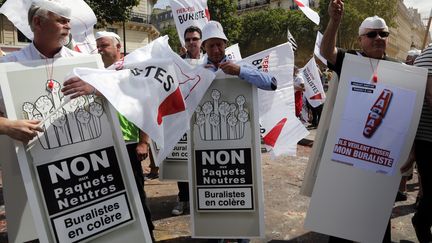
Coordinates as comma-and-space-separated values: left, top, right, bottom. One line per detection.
0, 0, 430, 242
320, 0, 396, 242
171, 25, 204, 217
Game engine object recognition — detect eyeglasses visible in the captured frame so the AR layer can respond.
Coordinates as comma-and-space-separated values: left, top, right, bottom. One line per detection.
362, 31, 390, 39
185, 37, 200, 42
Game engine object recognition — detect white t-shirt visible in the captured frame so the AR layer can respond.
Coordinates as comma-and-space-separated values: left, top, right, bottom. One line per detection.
0, 43, 83, 116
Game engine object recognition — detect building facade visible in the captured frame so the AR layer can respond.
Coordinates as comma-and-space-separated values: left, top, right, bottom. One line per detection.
0, 0, 159, 55
387, 0, 430, 60
151, 6, 175, 32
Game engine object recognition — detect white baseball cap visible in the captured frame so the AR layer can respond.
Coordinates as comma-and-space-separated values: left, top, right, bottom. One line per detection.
202, 20, 228, 43
32, 0, 71, 19
358, 16, 388, 35
95, 31, 121, 42
407, 49, 421, 57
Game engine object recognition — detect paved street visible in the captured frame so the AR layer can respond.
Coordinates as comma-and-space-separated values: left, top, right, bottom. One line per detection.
0, 129, 420, 242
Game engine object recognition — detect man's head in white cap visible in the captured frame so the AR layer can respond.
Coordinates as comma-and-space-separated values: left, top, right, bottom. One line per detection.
405, 49, 421, 65
28, 0, 71, 57
95, 31, 122, 68
358, 16, 389, 59
201, 20, 228, 65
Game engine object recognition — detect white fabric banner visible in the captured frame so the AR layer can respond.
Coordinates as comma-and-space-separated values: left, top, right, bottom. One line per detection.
72, 36, 215, 164
169, 0, 210, 46
301, 57, 326, 108
0, 0, 97, 54
239, 43, 309, 156
314, 31, 327, 65
294, 0, 320, 25
225, 43, 242, 62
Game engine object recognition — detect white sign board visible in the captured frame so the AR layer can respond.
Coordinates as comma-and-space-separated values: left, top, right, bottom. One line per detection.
153, 132, 189, 181
0, 56, 152, 243
190, 77, 264, 238
304, 54, 427, 242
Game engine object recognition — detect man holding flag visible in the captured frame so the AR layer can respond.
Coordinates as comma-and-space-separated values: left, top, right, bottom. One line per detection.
202, 20, 277, 91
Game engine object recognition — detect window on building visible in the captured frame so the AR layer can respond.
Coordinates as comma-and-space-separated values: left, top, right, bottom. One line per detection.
17, 30, 31, 43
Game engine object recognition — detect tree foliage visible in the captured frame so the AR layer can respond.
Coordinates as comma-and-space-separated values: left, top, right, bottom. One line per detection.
239, 8, 317, 65
207, 0, 242, 45
84, 0, 140, 27
318, 0, 397, 49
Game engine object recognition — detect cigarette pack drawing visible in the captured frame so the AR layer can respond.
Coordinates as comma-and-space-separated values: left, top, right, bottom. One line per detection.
22, 79, 104, 149
194, 89, 250, 141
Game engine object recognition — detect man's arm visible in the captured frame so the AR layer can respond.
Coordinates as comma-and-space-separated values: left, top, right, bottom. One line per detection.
320, 0, 344, 66
0, 117, 43, 143
219, 62, 277, 91
136, 130, 150, 161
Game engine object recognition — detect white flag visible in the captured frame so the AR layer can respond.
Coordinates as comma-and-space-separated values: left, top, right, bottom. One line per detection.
300, 57, 326, 108
294, 0, 320, 25
314, 31, 327, 65
238, 43, 309, 156
73, 36, 215, 164
0, 0, 97, 54
169, 0, 210, 46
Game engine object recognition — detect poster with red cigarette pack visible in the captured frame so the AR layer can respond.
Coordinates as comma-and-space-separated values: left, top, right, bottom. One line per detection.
331, 81, 416, 175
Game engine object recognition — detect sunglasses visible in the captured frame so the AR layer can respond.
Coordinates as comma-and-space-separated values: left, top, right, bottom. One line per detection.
185, 37, 201, 42
362, 31, 390, 38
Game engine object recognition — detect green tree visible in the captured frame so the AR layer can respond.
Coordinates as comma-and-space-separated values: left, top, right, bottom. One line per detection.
84, 0, 140, 27
207, 0, 241, 45
160, 25, 181, 54
318, 0, 397, 49
239, 8, 317, 65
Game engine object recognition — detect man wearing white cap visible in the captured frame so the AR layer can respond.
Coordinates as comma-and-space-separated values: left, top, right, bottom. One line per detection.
406, 49, 421, 65
320, 1, 397, 78
320, 1, 396, 243
0, 0, 81, 143
201, 20, 277, 91
94, 31, 156, 242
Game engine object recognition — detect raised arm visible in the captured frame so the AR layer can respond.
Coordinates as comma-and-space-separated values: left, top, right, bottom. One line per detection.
320, 0, 344, 66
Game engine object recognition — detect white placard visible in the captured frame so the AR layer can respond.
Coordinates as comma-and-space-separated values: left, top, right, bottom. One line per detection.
0, 56, 152, 243
304, 54, 427, 242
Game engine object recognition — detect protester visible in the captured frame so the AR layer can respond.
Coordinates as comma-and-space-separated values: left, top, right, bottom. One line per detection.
320, 0, 396, 242
397, 48, 423, 203
405, 48, 421, 65
201, 20, 277, 243
202, 20, 277, 91
0, 0, 76, 143
411, 45, 432, 243
171, 25, 203, 217
89, 30, 155, 241
293, 66, 305, 119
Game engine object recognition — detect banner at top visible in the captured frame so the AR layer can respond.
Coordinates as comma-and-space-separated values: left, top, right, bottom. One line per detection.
169, 0, 210, 46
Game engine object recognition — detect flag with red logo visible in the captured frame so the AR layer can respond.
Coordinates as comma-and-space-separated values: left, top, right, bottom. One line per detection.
72, 36, 215, 164
238, 43, 309, 156
294, 0, 320, 25
169, 0, 210, 46
300, 57, 326, 108
0, 0, 97, 54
